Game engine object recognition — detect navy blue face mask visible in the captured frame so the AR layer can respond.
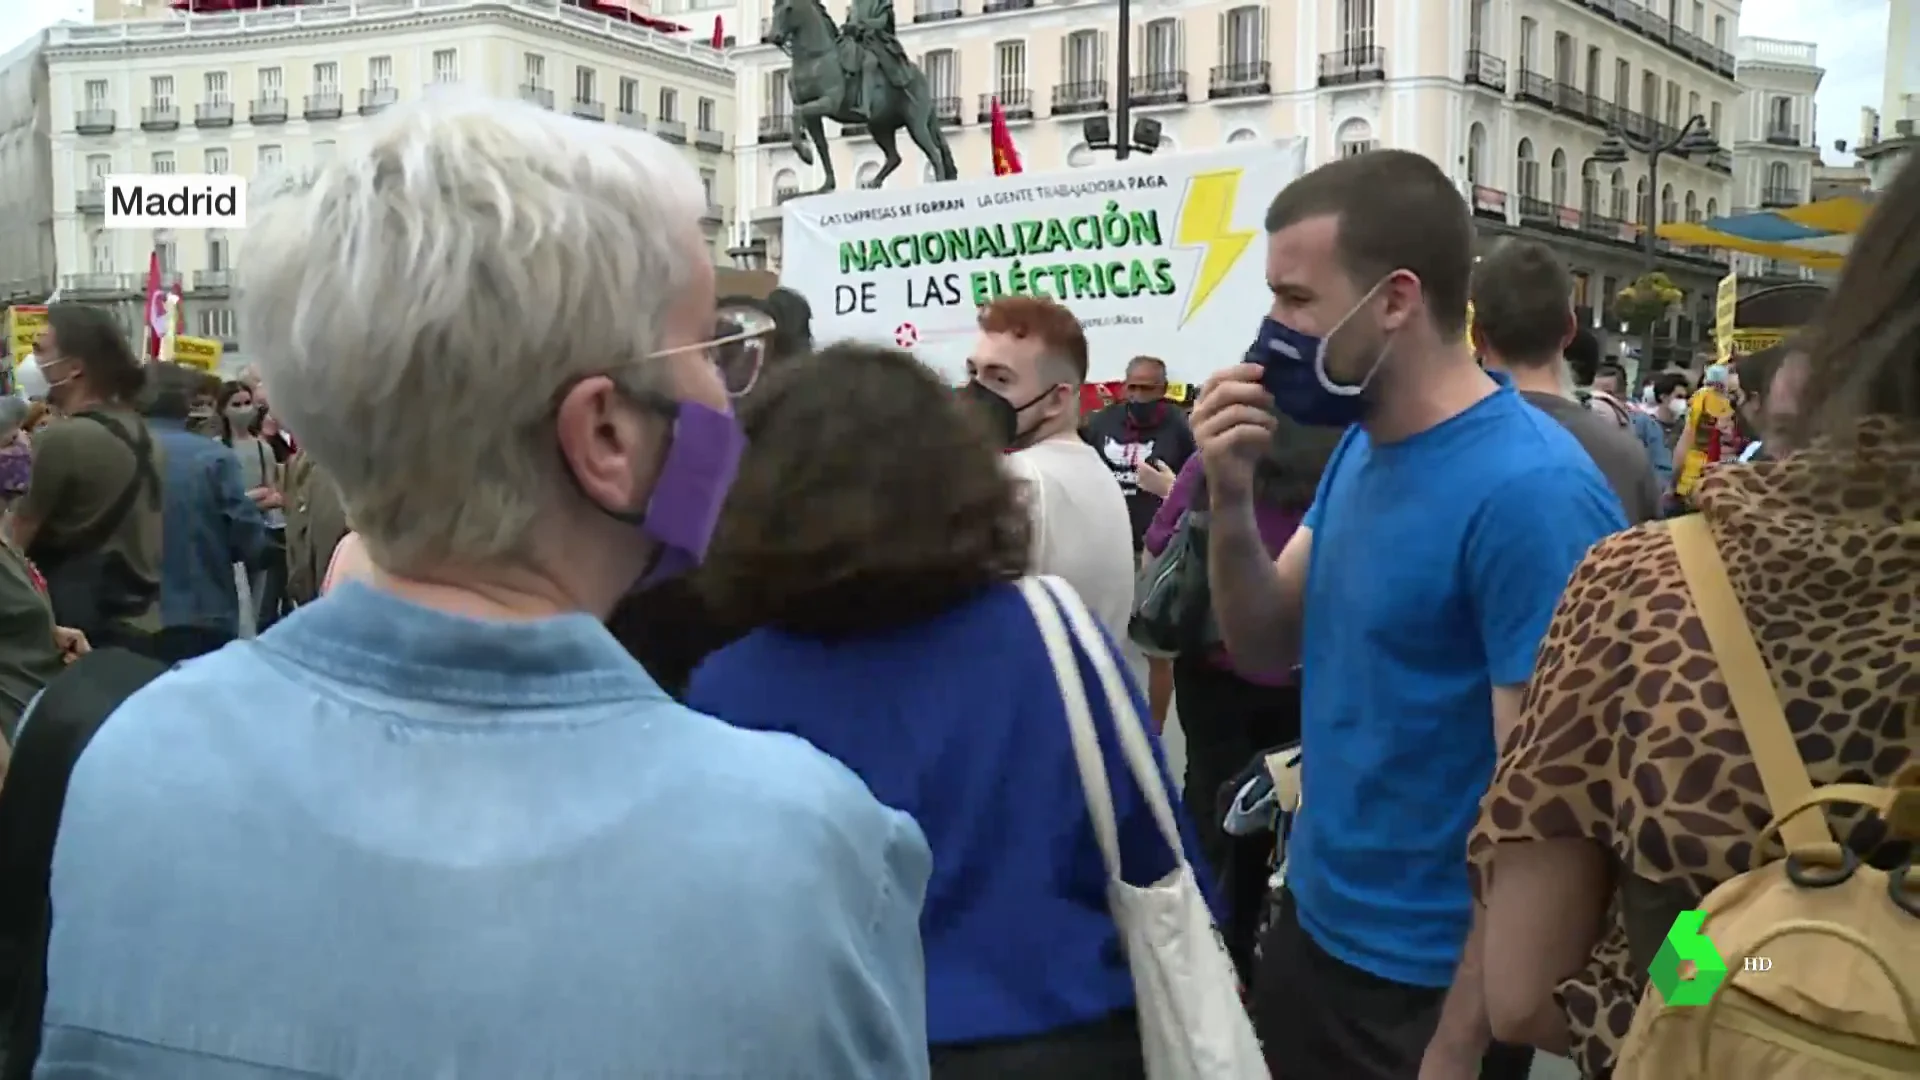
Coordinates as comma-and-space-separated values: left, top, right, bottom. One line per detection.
1247, 279, 1391, 429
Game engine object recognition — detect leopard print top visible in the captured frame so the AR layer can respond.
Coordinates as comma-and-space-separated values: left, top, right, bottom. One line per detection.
1467, 417, 1920, 1079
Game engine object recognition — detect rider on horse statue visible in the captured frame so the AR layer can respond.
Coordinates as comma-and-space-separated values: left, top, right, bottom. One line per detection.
838, 0, 917, 116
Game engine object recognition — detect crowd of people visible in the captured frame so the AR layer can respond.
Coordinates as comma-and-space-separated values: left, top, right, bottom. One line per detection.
0, 93, 1910, 1080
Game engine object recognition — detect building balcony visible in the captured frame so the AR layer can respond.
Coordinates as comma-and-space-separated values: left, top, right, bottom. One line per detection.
1619, 108, 1652, 142
304, 92, 343, 119
250, 96, 288, 123
1051, 80, 1109, 116
1469, 185, 1507, 221
1516, 69, 1552, 107
1463, 50, 1505, 93
911, 0, 962, 23
981, 0, 1034, 11
140, 105, 180, 131
193, 269, 233, 291
63, 272, 126, 295
1765, 122, 1803, 147
519, 85, 554, 109
75, 108, 116, 135
758, 113, 790, 143
702, 203, 724, 225
1318, 47, 1385, 87
1517, 195, 1555, 225
977, 89, 1033, 122
933, 96, 962, 126
358, 86, 398, 114
75, 187, 105, 215
774, 186, 802, 204
1760, 186, 1800, 208
695, 126, 727, 149
616, 109, 648, 130
571, 98, 605, 121
1551, 80, 1587, 119
1706, 149, 1733, 174
1587, 95, 1619, 131
195, 101, 235, 127
1128, 71, 1187, 107
656, 118, 688, 143
1209, 60, 1270, 99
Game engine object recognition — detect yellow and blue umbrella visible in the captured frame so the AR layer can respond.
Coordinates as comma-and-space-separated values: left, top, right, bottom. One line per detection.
1655, 195, 1873, 271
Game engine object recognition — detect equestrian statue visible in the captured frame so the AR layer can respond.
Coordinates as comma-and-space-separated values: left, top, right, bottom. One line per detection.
764, 0, 958, 193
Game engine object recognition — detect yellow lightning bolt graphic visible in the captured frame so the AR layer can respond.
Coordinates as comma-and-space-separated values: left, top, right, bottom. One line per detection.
1174, 169, 1256, 327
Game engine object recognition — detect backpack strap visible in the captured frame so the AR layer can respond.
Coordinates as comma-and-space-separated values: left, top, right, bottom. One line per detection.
0, 648, 168, 1078
1667, 514, 1841, 862
29, 412, 159, 563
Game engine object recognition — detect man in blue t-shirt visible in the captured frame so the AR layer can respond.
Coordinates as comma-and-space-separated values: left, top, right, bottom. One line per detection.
1189, 150, 1626, 1080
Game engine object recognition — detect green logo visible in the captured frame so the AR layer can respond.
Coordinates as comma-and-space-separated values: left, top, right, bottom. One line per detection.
1648, 910, 1728, 1006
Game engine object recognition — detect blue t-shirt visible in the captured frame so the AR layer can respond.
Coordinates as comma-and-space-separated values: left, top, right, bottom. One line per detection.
688, 582, 1214, 1045
1290, 384, 1627, 987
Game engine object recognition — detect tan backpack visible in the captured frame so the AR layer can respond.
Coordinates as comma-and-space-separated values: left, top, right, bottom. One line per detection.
1613, 514, 1920, 1079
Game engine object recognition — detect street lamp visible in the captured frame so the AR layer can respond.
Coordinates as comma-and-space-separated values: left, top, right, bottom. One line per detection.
1083, 115, 1163, 158
1590, 113, 1720, 367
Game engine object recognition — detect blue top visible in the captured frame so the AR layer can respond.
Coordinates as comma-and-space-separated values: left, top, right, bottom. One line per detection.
1290, 385, 1626, 988
151, 419, 267, 632
688, 582, 1212, 1046
1628, 408, 1674, 488
39, 582, 932, 1079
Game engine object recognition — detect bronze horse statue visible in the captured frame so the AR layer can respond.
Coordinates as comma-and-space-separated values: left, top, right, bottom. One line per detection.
764, 0, 957, 193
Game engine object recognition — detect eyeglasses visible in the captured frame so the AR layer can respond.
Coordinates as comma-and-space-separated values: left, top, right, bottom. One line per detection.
649, 305, 777, 398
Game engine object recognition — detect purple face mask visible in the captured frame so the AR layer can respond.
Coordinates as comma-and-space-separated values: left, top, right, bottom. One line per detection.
628, 399, 746, 588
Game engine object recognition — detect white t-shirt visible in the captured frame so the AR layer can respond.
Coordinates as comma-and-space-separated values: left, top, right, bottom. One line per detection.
1005, 435, 1138, 651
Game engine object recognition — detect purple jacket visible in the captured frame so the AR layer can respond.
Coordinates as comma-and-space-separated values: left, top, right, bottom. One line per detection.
1144, 455, 1303, 686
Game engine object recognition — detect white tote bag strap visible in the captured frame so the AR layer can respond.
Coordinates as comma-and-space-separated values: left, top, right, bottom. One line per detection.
1018, 576, 1195, 877
1019, 577, 1124, 880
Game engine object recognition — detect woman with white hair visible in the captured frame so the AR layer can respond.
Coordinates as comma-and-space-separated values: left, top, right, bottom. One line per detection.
28, 97, 932, 1078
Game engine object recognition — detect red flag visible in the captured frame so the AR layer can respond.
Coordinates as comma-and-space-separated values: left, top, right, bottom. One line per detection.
143, 251, 166, 361
711, 15, 725, 49
988, 97, 1023, 176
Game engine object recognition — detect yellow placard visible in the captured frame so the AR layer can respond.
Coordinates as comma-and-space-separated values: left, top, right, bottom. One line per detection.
1713, 271, 1738, 364
7, 305, 47, 364
1728, 328, 1785, 357
171, 334, 223, 371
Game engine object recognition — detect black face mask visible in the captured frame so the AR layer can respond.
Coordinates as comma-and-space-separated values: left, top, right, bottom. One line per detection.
961, 381, 1053, 450
1124, 400, 1163, 427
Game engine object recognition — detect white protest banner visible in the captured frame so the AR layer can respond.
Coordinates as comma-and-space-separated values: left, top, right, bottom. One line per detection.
779, 140, 1309, 385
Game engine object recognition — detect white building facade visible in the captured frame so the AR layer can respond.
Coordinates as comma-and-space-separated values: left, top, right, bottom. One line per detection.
47, 0, 736, 361
0, 33, 57, 310
1728, 35, 1820, 282
729, 0, 1739, 292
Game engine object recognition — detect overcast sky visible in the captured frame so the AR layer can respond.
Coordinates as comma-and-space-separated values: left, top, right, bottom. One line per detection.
4, 0, 1894, 159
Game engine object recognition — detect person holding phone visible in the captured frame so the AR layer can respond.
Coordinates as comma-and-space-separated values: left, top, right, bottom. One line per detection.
1189, 150, 1624, 1080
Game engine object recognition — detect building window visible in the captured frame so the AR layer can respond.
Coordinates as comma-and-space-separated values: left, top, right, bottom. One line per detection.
1062, 29, 1104, 85
1709, 101, 1722, 138
1221, 7, 1266, 67
1549, 149, 1568, 205
1767, 160, 1791, 191
1713, 15, 1727, 49
198, 307, 237, 340
313, 62, 338, 92
84, 153, 111, 189
150, 150, 174, 173
1466, 122, 1485, 184
994, 40, 1026, 96
1336, 119, 1375, 158
524, 53, 546, 88
1142, 19, 1181, 77
1613, 59, 1630, 105
1684, 190, 1698, 221
149, 75, 173, 108
1686, 90, 1699, 122
259, 66, 283, 98
765, 70, 788, 114
1690, 1, 1704, 34
204, 148, 229, 173
1518, 17, 1536, 72
1552, 32, 1572, 84
207, 230, 229, 271
368, 56, 393, 90
89, 230, 113, 274
698, 167, 716, 206
575, 66, 596, 104
1609, 169, 1627, 219
154, 233, 176, 273
923, 49, 958, 98
619, 76, 641, 114
1515, 137, 1537, 197
258, 144, 282, 170
658, 86, 679, 121
204, 71, 229, 105
697, 96, 716, 129
83, 79, 108, 109
1338, 0, 1375, 52
1664, 80, 1679, 126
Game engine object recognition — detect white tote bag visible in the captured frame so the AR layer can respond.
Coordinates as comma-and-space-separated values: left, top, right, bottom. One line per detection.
1017, 576, 1268, 1080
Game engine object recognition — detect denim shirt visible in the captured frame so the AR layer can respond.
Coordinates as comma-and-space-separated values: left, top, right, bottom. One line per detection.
38, 583, 933, 1079
152, 419, 267, 631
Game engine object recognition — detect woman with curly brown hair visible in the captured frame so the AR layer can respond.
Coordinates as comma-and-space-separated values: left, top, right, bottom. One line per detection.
687, 342, 1210, 1080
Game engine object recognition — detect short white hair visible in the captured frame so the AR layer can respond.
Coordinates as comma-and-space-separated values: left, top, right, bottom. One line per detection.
237, 95, 707, 571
